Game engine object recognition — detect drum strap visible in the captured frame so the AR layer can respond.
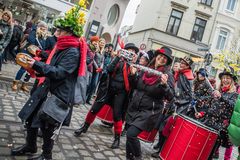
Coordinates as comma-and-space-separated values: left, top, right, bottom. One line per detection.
36, 37, 43, 50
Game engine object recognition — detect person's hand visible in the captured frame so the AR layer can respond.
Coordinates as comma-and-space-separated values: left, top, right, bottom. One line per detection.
160, 74, 168, 85
116, 50, 121, 57
96, 68, 103, 73
130, 65, 137, 75
212, 90, 221, 98
195, 112, 201, 119
26, 57, 36, 68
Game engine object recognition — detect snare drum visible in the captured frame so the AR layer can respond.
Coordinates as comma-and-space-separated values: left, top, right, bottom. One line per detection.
96, 104, 113, 123
160, 114, 218, 160
16, 53, 32, 70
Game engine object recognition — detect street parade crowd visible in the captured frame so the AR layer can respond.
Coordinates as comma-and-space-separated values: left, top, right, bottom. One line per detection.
1, 1, 240, 160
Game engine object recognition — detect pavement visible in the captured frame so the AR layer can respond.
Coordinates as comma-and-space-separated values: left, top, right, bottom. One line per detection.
0, 63, 239, 160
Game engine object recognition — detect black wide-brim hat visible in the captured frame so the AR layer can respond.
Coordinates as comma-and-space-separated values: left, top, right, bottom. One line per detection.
124, 43, 139, 54
219, 70, 237, 82
155, 46, 173, 65
180, 56, 194, 68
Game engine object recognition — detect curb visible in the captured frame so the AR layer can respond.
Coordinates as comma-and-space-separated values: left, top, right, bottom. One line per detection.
0, 75, 14, 82
0, 75, 34, 85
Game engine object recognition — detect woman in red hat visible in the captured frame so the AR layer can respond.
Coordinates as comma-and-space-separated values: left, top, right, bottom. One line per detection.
125, 46, 175, 160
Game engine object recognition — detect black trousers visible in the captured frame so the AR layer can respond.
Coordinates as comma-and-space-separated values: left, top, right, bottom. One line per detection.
126, 125, 142, 159
91, 87, 127, 122
26, 122, 55, 157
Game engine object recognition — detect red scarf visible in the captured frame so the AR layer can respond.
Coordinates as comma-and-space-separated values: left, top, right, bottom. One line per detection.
142, 66, 165, 85
221, 85, 230, 93
38, 35, 87, 86
174, 69, 194, 81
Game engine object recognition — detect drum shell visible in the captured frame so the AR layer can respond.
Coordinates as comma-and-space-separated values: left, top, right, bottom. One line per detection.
160, 115, 218, 160
96, 104, 158, 143
96, 104, 113, 123
137, 129, 158, 143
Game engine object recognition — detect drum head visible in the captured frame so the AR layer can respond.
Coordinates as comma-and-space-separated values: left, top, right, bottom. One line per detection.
16, 53, 32, 70
179, 114, 217, 133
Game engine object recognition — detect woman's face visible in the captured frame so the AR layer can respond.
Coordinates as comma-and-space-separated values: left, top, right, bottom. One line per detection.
58, 29, 71, 37
221, 75, 233, 87
179, 60, 189, 70
173, 62, 180, 72
99, 40, 106, 48
155, 54, 168, 67
39, 26, 47, 33
2, 13, 10, 22
139, 56, 149, 66
197, 74, 205, 81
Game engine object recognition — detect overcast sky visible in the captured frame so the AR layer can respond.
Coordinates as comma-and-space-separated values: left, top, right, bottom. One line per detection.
120, 0, 141, 28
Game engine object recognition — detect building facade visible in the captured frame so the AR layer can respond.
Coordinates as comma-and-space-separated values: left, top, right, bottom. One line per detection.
128, 0, 221, 69
85, 0, 130, 43
210, 0, 240, 53
0, 0, 92, 27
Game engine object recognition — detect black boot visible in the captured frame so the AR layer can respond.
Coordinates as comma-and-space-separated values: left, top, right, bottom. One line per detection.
74, 122, 90, 137
27, 154, 52, 160
153, 141, 161, 150
11, 128, 38, 156
151, 151, 160, 158
11, 144, 37, 156
111, 134, 120, 149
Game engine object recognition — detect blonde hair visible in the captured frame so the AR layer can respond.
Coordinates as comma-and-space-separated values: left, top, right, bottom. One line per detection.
2, 10, 13, 25
219, 76, 236, 93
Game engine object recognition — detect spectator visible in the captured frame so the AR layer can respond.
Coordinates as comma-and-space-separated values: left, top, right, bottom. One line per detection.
0, 10, 13, 75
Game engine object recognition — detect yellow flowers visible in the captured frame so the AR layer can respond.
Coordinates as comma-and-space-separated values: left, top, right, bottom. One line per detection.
213, 51, 240, 73
78, 15, 86, 25
79, 0, 87, 9
54, 0, 87, 37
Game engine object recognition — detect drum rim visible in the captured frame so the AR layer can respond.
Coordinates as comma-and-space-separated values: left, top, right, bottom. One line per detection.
178, 114, 218, 134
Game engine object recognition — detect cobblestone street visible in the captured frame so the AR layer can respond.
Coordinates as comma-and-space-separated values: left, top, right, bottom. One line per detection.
0, 63, 238, 160
0, 64, 154, 160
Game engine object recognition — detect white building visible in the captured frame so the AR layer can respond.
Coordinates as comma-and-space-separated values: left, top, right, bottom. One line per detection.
85, 0, 130, 43
210, 0, 240, 53
1, 0, 92, 27
128, 0, 220, 69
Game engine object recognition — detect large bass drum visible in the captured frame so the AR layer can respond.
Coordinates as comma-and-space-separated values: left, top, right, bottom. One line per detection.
160, 114, 218, 160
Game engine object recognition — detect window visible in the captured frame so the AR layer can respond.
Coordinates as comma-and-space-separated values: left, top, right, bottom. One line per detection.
107, 4, 120, 26
190, 18, 207, 42
200, 0, 213, 6
226, 0, 236, 11
166, 9, 183, 35
216, 30, 228, 50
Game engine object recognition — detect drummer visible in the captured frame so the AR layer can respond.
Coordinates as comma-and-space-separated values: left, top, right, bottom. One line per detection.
188, 68, 213, 118
195, 68, 238, 160
125, 47, 174, 160
173, 56, 194, 115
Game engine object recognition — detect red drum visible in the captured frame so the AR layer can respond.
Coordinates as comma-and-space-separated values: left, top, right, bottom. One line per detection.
138, 129, 158, 143
160, 114, 218, 160
96, 104, 113, 123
